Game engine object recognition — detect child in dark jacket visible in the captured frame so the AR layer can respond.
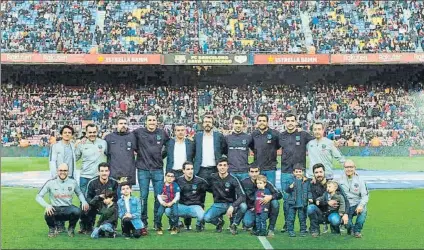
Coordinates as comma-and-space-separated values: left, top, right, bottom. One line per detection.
285, 164, 313, 237
91, 190, 118, 238
253, 175, 272, 236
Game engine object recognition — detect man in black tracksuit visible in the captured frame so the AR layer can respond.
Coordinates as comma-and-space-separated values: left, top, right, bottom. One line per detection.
81, 162, 119, 233
133, 113, 170, 228
175, 161, 210, 232
308, 163, 350, 237
279, 113, 314, 232
224, 116, 253, 181
251, 114, 281, 186
104, 117, 137, 188
241, 166, 282, 236
203, 157, 247, 235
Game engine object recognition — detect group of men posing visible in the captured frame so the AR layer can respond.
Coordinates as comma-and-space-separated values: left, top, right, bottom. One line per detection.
37, 113, 369, 239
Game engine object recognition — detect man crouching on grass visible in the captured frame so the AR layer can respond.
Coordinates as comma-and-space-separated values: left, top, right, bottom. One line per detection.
36, 163, 89, 238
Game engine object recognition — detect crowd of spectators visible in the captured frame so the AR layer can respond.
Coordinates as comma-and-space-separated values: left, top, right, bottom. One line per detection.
2, 0, 423, 54
2, 65, 423, 149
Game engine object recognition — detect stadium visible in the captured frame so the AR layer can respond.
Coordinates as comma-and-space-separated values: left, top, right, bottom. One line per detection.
1, 0, 424, 249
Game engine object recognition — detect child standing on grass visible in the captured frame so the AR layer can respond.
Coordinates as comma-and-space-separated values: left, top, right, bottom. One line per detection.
91, 190, 118, 239
285, 164, 313, 237
253, 175, 272, 236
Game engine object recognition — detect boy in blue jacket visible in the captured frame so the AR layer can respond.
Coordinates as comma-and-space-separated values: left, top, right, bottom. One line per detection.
285, 164, 313, 237
118, 183, 146, 239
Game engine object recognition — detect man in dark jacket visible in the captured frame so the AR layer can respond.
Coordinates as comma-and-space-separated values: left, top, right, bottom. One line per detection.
133, 113, 170, 229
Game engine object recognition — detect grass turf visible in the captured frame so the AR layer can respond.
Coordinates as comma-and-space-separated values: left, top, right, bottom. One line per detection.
1, 156, 423, 173
1, 188, 424, 249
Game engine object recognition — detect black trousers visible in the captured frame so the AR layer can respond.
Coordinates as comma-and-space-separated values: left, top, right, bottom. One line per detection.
80, 205, 100, 230
45, 205, 81, 230
122, 218, 141, 238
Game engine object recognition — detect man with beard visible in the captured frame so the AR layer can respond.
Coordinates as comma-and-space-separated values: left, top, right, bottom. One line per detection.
251, 114, 280, 186
307, 163, 349, 237
79, 162, 119, 235
307, 122, 346, 179
133, 113, 170, 229
193, 115, 225, 180
278, 113, 314, 233
241, 166, 282, 236
104, 117, 137, 189
224, 116, 253, 181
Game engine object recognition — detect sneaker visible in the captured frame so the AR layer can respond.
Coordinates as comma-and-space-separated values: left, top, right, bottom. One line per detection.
300, 232, 307, 237
141, 228, 148, 236
156, 227, 163, 235
195, 225, 203, 232
311, 232, 320, 238
229, 224, 238, 235
354, 232, 362, 238
288, 231, 296, 237
340, 225, 346, 232
108, 232, 117, 238
186, 225, 192, 230
78, 229, 86, 234
170, 227, 178, 235
323, 224, 329, 234
123, 233, 131, 239
48, 228, 57, 238
56, 225, 66, 233
267, 230, 275, 237
216, 218, 225, 233
67, 228, 75, 238
280, 225, 287, 233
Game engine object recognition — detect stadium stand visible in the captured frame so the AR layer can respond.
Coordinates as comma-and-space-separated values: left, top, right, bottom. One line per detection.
2, 0, 423, 53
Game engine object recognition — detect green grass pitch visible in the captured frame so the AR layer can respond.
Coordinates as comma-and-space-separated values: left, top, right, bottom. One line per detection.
1, 188, 424, 249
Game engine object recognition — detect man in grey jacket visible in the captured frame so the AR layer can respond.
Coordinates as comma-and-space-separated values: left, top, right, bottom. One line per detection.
48, 125, 78, 232
36, 163, 89, 238
337, 160, 369, 238
49, 125, 77, 179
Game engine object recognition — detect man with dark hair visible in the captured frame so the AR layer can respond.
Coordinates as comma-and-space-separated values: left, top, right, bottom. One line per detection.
194, 115, 225, 180
278, 113, 314, 233
251, 114, 280, 185
36, 163, 89, 238
204, 157, 247, 235
175, 161, 209, 232
241, 165, 282, 236
307, 122, 346, 179
48, 125, 78, 232
75, 124, 107, 194
104, 117, 137, 192
166, 124, 195, 179
133, 113, 170, 229
307, 163, 349, 237
224, 115, 253, 181
80, 162, 119, 234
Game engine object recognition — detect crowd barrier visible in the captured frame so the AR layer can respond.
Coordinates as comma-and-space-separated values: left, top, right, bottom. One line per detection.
2, 145, 423, 158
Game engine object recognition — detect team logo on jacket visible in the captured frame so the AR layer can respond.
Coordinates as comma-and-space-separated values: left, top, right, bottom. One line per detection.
267, 134, 272, 140
192, 184, 197, 193
127, 141, 132, 150
225, 182, 231, 191
68, 187, 72, 191
242, 139, 246, 145
295, 135, 300, 141
354, 183, 359, 188
157, 135, 161, 144
322, 144, 326, 149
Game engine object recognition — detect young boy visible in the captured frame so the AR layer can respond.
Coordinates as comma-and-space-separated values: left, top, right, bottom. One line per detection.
156, 171, 180, 235
91, 190, 118, 239
316, 181, 346, 234
285, 164, 313, 237
117, 182, 146, 239
253, 175, 272, 236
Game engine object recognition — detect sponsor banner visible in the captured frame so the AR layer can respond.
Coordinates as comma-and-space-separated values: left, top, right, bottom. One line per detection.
331, 53, 424, 64
254, 54, 330, 64
164, 54, 250, 65
1, 53, 162, 64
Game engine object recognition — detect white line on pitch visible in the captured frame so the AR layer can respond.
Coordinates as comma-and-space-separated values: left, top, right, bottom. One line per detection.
258, 236, 274, 250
